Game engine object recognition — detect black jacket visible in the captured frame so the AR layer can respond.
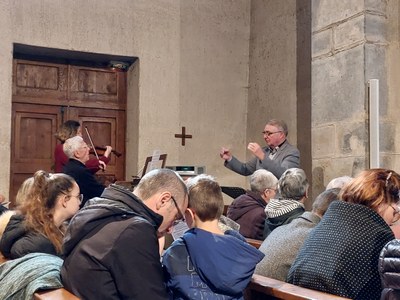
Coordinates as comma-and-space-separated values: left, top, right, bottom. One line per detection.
61, 184, 168, 300
379, 239, 400, 300
63, 158, 105, 206
0, 214, 57, 259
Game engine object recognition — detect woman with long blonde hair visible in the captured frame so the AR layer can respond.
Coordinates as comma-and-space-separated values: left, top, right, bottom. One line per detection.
0, 170, 81, 258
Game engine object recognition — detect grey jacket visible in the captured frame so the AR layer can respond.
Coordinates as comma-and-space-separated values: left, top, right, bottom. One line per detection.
255, 211, 320, 281
224, 140, 300, 179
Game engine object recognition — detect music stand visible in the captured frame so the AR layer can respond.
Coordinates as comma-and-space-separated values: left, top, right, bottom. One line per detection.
142, 154, 167, 176
221, 186, 246, 199
132, 154, 168, 187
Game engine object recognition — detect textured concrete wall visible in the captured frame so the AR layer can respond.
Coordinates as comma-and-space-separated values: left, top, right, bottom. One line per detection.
177, 0, 250, 191
311, 0, 399, 197
384, 0, 400, 173
248, 0, 298, 150
0, 0, 250, 198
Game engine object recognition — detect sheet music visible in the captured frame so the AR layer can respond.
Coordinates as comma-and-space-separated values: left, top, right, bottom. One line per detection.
171, 221, 190, 240
146, 150, 163, 174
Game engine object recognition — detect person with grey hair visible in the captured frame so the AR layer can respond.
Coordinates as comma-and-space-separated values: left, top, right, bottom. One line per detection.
255, 188, 340, 281
227, 169, 278, 240
61, 168, 188, 299
326, 175, 352, 190
263, 168, 308, 238
220, 119, 300, 179
63, 136, 105, 206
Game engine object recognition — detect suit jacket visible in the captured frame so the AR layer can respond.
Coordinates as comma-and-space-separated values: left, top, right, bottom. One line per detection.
63, 159, 105, 206
225, 140, 300, 179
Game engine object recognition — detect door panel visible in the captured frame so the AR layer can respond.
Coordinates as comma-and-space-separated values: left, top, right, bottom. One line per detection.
69, 107, 126, 186
10, 103, 61, 206
10, 59, 127, 206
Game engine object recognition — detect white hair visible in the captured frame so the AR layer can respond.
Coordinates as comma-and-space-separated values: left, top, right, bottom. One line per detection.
326, 176, 352, 190
63, 136, 85, 158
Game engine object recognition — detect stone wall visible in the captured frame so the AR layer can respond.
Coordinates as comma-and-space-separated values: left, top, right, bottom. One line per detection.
311, 0, 400, 197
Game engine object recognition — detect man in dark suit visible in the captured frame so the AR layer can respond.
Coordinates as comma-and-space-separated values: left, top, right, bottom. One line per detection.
63, 136, 105, 206
220, 119, 300, 179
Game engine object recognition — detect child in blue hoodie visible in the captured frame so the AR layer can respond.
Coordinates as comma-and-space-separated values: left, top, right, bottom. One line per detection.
162, 174, 264, 300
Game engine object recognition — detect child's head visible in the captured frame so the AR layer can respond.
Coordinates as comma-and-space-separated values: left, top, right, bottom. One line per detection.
186, 174, 224, 223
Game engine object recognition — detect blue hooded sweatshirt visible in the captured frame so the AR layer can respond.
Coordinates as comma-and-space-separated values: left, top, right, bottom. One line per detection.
162, 228, 264, 300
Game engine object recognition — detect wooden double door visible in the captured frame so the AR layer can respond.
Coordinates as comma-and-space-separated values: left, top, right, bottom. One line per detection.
10, 59, 127, 206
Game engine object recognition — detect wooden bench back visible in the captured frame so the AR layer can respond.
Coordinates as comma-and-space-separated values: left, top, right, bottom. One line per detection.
246, 238, 263, 249
33, 289, 79, 300
244, 274, 351, 300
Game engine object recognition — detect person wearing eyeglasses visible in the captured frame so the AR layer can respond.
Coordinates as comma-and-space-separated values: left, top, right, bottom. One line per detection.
162, 174, 264, 299
61, 168, 188, 300
227, 169, 278, 240
288, 169, 400, 300
0, 170, 80, 259
63, 135, 105, 207
220, 119, 300, 179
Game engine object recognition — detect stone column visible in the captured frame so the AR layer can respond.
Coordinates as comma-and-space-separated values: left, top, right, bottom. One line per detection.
311, 0, 395, 197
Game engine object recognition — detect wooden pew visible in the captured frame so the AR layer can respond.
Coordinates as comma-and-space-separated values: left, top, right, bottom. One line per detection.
244, 274, 351, 300
34, 289, 79, 300
246, 238, 263, 249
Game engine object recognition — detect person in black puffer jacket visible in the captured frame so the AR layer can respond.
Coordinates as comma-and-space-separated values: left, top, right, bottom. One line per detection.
379, 239, 400, 300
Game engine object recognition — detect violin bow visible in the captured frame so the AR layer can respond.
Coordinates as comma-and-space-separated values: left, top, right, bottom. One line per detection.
84, 126, 100, 160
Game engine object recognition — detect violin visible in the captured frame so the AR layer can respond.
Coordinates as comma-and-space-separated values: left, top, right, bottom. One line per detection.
90, 145, 122, 157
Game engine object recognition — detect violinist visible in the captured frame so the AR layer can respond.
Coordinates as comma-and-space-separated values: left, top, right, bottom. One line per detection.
63, 136, 105, 206
54, 120, 112, 173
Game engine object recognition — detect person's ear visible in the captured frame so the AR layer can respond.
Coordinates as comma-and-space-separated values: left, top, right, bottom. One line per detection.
185, 208, 195, 228
156, 192, 172, 210
60, 194, 68, 208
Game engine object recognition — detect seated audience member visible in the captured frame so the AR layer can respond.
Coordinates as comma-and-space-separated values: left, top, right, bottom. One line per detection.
263, 168, 308, 238
0, 171, 80, 259
54, 120, 112, 173
325, 175, 352, 190
0, 177, 34, 241
63, 136, 105, 206
15, 177, 34, 206
227, 169, 278, 239
220, 119, 300, 179
0, 253, 64, 299
287, 169, 399, 300
0, 196, 8, 215
255, 188, 340, 281
61, 169, 188, 300
379, 239, 400, 300
162, 175, 264, 299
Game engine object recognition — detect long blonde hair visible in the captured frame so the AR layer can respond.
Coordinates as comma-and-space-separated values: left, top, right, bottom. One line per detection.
20, 170, 75, 253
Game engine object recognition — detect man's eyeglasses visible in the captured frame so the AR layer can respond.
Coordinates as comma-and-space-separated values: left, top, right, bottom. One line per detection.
171, 196, 185, 226
262, 131, 282, 136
